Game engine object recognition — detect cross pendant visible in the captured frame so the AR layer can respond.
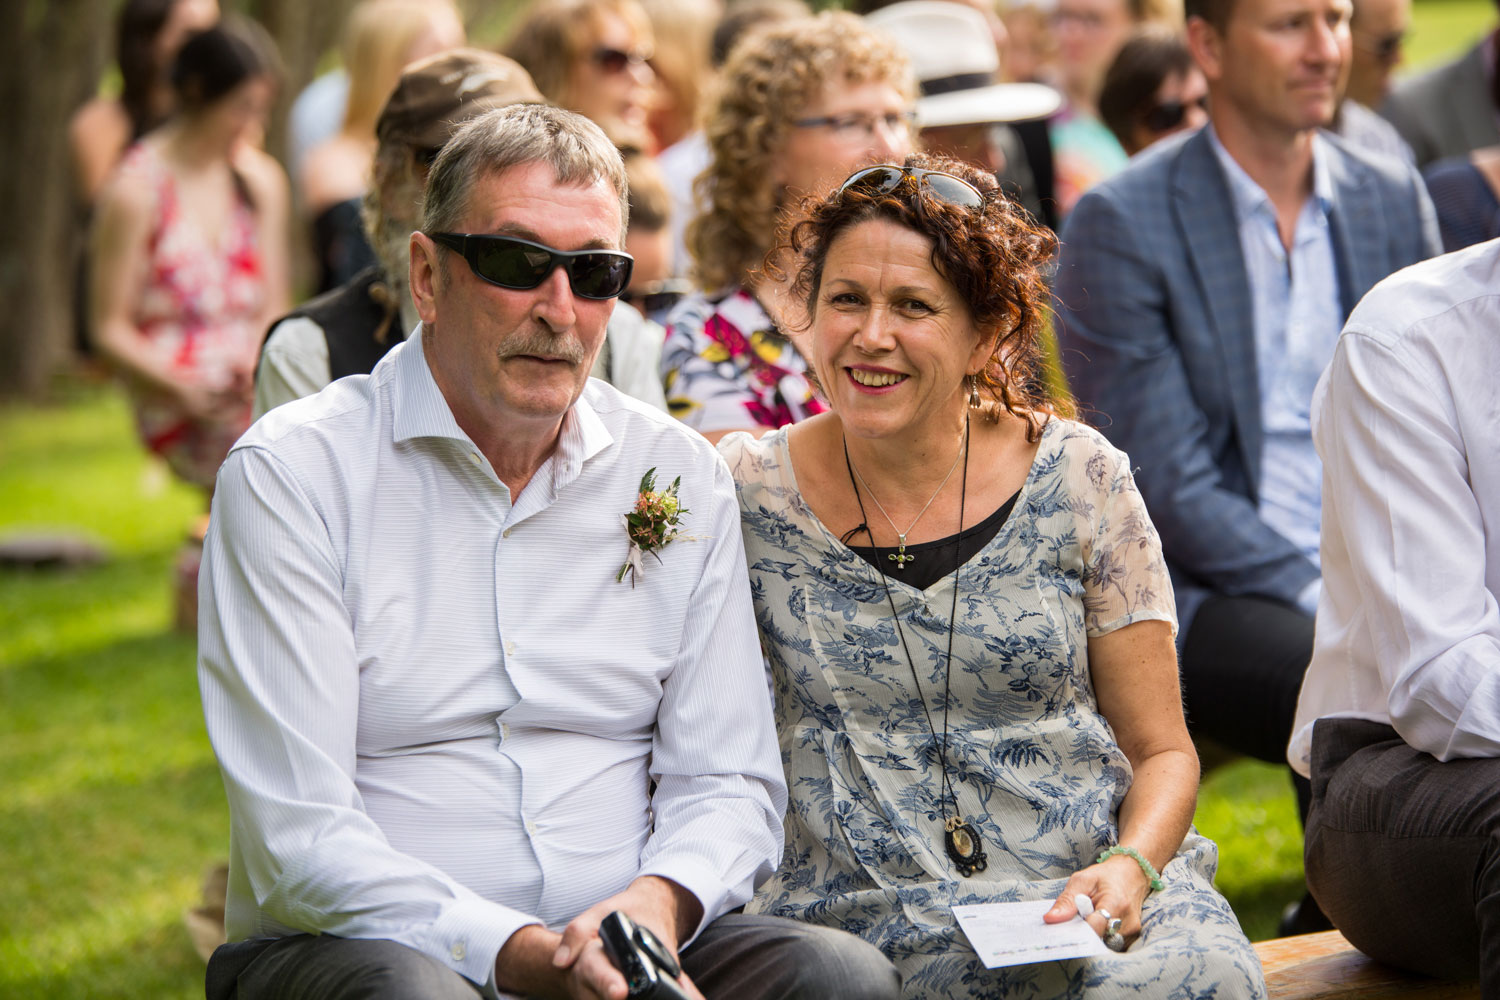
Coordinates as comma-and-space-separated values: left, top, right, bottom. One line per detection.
888, 542, 914, 568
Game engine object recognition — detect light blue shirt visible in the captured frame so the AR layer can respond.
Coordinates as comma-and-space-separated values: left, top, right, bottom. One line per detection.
1208, 128, 1342, 610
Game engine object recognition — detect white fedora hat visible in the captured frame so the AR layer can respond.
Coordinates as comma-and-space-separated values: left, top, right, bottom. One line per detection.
866, 1, 1062, 127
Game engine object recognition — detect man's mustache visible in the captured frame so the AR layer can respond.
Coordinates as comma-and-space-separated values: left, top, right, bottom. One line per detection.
499, 329, 587, 365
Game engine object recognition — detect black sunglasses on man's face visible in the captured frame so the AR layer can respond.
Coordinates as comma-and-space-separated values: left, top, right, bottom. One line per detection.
428, 233, 634, 300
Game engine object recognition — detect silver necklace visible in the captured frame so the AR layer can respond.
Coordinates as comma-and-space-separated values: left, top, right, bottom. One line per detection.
846, 430, 967, 569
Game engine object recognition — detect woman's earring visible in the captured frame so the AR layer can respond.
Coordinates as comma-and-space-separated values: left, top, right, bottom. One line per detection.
968, 374, 982, 409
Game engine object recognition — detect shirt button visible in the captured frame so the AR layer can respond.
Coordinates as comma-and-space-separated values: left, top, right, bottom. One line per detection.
469, 452, 481, 466
500, 722, 510, 739
526, 819, 539, 836
502, 527, 513, 538
504, 641, 516, 656
451, 940, 467, 961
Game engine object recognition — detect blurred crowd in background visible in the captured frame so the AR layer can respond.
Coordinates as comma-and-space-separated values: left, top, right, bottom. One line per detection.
66, 0, 1496, 495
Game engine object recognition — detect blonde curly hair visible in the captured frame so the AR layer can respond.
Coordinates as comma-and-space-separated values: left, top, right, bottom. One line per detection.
686, 11, 914, 293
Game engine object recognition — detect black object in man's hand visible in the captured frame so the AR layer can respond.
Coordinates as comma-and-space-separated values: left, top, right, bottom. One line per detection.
598, 911, 692, 1000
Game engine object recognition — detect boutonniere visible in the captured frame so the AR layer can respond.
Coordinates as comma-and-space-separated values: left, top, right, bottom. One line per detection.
617, 468, 689, 586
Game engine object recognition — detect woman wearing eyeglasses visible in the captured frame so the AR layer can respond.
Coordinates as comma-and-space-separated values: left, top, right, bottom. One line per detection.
505, 0, 658, 152
718, 155, 1265, 998
662, 11, 917, 444
1098, 25, 1209, 157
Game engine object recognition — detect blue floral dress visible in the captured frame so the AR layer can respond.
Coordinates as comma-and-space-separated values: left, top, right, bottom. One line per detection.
720, 421, 1266, 999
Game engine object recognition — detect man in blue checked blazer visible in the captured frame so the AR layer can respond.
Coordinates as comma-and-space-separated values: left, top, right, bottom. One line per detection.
1054, 0, 1439, 932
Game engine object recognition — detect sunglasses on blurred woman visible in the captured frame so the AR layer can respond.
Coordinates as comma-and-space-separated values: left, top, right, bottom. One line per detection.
592, 45, 653, 74
1353, 29, 1406, 66
620, 278, 692, 315
1141, 95, 1209, 134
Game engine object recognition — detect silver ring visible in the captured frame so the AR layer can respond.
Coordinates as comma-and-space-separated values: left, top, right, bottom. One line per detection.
1105, 930, 1126, 952
1106, 917, 1122, 937
1096, 907, 1112, 923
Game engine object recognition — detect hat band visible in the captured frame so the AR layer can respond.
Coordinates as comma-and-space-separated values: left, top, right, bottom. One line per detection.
920, 72, 996, 98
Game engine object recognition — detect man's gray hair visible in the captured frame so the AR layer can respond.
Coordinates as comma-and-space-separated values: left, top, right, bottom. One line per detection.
422, 104, 630, 246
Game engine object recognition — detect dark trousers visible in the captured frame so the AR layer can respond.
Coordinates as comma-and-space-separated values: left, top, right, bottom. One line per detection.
1180, 594, 1315, 821
1305, 717, 1496, 991
206, 912, 901, 1000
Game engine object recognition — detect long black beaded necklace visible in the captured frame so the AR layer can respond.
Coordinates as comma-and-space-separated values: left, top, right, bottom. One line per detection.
840, 411, 988, 877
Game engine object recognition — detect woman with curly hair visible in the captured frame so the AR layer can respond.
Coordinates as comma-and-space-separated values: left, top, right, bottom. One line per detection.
718, 154, 1265, 997
663, 11, 916, 442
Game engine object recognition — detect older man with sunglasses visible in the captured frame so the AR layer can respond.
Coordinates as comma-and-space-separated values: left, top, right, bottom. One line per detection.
254, 49, 665, 421
200, 104, 900, 1000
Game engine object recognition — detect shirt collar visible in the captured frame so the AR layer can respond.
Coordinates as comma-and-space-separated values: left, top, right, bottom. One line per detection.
390, 322, 614, 486
1206, 124, 1333, 224
552, 384, 612, 488
391, 323, 471, 445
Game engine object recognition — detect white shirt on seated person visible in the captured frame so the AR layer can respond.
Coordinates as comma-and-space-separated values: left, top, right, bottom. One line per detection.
199, 107, 785, 1000
1289, 238, 1500, 772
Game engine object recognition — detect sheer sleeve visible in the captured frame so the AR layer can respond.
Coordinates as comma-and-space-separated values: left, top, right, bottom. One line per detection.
1073, 433, 1178, 638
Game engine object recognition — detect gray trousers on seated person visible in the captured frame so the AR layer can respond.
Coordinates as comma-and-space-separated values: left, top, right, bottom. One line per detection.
1304, 717, 1498, 990
205, 911, 901, 1000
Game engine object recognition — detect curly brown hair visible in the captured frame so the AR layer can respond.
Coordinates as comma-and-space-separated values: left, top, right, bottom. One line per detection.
777, 153, 1066, 440
686, 10, 913, 293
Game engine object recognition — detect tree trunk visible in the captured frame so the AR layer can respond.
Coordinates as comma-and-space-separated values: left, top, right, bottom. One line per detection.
0, 0, 110, 400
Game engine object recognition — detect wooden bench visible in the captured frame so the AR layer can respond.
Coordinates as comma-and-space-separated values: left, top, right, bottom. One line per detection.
1254, 931, 1479, 999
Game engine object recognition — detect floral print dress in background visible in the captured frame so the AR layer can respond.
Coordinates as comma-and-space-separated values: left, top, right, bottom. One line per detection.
660, 288, 826, 433
720, 420, 1266, 999
114, 142, 265, 490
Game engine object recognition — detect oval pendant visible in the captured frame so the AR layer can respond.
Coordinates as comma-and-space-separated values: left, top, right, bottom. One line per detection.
944, 818, 988, 877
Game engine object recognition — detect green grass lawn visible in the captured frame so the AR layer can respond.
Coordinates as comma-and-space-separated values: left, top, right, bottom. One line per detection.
1408, 0, 1494, 71
0, 383, 218, 1000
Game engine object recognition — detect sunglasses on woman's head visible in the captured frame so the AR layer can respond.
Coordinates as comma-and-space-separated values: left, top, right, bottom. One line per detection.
1141, 95, 1209, 134
837, 165, 985, 211
428, 233, 634, 300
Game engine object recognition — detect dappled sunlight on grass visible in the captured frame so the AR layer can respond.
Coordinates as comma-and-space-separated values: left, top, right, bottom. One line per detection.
1405, 0, 1494, 71
1195, 758, 1305, 942
1, 385, 223, 1000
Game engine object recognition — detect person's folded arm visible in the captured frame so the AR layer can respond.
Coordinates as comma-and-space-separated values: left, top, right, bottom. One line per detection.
1054, 190, 1317, 605
635, 456, 787, 945
1315, 329, 1500, 761
199, 446, 541, 988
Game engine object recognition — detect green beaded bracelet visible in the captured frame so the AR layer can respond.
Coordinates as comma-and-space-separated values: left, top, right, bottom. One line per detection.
1096, 845, 1165, 892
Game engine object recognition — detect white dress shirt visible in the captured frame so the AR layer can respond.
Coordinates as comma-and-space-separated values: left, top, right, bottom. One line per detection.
1289, 239, 1500, 775
200, 328, 785, 991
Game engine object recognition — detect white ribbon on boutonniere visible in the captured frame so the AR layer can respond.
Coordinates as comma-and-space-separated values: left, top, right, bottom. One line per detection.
617, 467, 694, 586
